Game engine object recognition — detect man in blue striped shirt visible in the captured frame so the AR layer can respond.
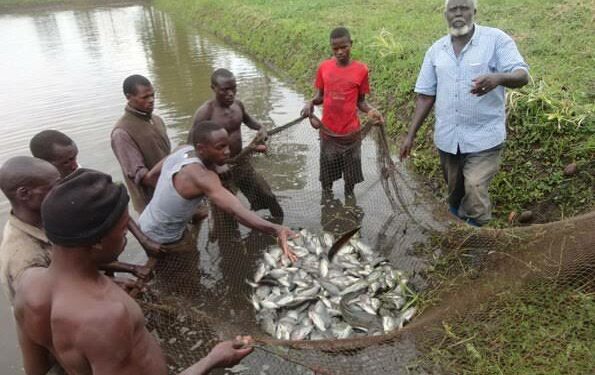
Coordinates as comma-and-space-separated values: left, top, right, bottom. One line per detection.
400, 0, 529, 226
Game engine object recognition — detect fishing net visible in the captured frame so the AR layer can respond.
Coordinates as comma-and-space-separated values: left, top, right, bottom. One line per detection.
134, 118, 594, 374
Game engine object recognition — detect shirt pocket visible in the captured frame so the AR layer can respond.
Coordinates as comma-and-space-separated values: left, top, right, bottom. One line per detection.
467, 62, 489, 79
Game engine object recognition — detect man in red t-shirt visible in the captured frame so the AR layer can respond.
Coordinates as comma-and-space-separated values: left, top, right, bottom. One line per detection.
302, 27, 384, 202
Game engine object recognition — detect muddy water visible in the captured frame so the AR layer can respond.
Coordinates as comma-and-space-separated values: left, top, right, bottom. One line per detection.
0, 3, 437, 374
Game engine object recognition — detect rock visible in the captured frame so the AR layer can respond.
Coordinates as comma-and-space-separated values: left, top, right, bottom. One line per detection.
563, 163, 577, 176
517, 210, 533, 224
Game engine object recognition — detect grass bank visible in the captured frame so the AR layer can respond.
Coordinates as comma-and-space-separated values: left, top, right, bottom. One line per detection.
155, 0, 594, 226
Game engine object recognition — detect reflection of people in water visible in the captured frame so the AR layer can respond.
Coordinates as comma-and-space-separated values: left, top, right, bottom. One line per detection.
191, 68, 283, 221
320, 195, 364, 236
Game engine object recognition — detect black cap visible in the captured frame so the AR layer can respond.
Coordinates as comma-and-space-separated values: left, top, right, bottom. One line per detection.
42, 168, 129, 246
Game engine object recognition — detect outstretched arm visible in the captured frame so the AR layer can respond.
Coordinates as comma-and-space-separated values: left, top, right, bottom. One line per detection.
399, 94, 436, 161
179, 336, 254, 375
195, 169, 296, 261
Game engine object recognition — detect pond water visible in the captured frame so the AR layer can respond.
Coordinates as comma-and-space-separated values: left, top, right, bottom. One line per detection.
0, 3, 436, 374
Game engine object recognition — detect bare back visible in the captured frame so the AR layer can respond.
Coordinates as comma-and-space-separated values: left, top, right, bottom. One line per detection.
15, 267, 167, 375
192, 100, 245, 156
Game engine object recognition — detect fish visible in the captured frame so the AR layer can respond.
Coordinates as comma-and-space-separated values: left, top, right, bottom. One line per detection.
328, 226, 361, 261
250, 228, 417, 341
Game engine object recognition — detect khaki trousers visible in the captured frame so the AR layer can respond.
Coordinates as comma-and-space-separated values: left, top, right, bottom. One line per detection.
439, 144, 503, 225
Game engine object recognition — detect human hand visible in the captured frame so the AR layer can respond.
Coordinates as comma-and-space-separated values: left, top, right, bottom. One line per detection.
205, 336, 254, 369
367, 108, 384, 126
399, 134, 415, 161
276, 226, 298, 263
132, 264, 152, 280
301, 102, 314, 118
471, 74, 501, 96
309, 115, 323, 129
256, 127, 268, 141
254, 144, 268, 153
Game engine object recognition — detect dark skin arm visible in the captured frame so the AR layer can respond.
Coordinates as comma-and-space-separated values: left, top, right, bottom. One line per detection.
301, 90, 384, 125
300, 89, 324, 117
127, 219, 163, 258
470, 69, 529, 96
15, 322, 53, 375
239, 101, 267, 152
357, 93, 384, 125
140, 157, 165, 188
399, 94, 436, 161
177, 164, 297, 261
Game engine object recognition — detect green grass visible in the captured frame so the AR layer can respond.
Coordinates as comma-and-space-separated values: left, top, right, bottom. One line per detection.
426, 284, 595, 374
154, 0, 594, 226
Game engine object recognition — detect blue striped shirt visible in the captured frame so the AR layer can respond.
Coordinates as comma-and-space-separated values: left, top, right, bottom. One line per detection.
415, 25, 528, 154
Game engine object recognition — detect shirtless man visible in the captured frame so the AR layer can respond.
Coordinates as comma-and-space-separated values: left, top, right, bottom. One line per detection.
139, 120, 296, 260
191, 68, 283, 219
14, 169, 253, 374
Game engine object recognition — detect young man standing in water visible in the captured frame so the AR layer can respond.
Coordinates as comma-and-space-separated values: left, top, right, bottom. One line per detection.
191, 68, 284, 220
301, 27, 384, 203
30, 130, 79, 178
139, 120, 296, 260
14, 168, 254, 374
112, 74, 171, 214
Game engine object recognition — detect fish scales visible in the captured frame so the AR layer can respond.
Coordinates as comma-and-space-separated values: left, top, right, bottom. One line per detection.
249, 228, 417, 340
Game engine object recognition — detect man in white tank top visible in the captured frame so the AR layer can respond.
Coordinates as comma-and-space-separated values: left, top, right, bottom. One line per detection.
140, 120, 296, 260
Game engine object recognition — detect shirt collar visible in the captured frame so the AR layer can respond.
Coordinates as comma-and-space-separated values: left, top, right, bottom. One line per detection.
8, 213, 50, 244
125, 104, 152, 121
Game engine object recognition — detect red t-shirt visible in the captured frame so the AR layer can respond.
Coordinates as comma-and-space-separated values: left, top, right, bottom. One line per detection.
315, 58, 370, 134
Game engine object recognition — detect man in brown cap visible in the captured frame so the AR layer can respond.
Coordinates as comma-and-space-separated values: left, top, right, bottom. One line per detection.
112, 74, 171, 214
14, 168, 253, 374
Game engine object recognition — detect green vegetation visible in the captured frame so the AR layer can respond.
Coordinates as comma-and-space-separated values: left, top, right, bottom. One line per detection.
428, 284, 594, 374
154, 0, 594, 225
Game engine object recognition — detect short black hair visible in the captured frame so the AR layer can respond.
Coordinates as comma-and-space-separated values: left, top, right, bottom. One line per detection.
30, 130, 75, 162
123, 74, 152, 96
188, 121, 224, 145
330, 27, 351, 41
0, 156, 56, 201
211, 68, 235, 86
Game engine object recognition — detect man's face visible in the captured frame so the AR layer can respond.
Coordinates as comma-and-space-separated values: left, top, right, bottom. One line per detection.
445, 0, 475, 37
197, 129, 231, 166
50, 143, 78, 178
212, 77, 237, 108
127, 84, 155, 114
331, 36, 352, 65
97, 210, 129, 264
25, 167, 61, 211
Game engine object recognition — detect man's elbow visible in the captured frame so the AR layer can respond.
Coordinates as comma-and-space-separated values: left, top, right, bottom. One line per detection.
512, 69, 529, 88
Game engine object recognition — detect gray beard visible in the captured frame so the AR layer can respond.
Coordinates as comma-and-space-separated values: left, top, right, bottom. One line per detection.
449, 24, 472, 37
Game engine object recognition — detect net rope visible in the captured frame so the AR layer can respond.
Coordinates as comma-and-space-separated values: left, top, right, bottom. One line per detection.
135, 120, 594, 374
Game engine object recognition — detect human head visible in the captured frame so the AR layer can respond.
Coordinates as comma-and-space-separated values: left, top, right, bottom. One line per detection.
0, 156, 60, 213
41, 168, 130, 262
123, 74, 155, 115
329, 27, 352, 65
29, 130, 78, 178
189, 120, 230, 166
444, 0, 476, 37
210, 69, 236, 107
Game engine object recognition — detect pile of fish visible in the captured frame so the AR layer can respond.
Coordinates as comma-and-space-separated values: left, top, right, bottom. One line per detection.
247, 229, 417, 341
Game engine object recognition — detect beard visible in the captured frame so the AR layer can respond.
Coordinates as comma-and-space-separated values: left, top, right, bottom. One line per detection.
449, 24, 472, 37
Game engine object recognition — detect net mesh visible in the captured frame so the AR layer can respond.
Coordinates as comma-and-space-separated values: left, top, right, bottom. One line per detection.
134, 120, 594, 374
